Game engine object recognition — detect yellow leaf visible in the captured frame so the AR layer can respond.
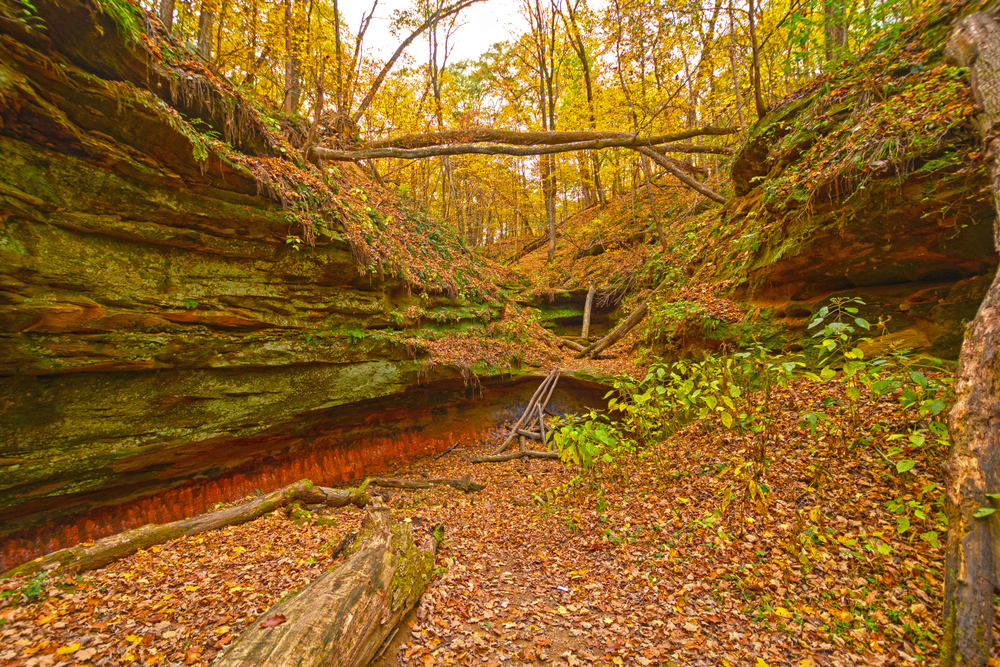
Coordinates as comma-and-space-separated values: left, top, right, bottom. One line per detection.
215, 626, 231, 635
556, 606, 567, 615
233, 546, 246, 553
37, 614, 56, 625
800, 660, 817, 667
185, 586, 200, 592
126, 634, 142, 644
57, 642, 81, 655
774, 607, 793, 618
124, 654, 136, 662
756, 659, 769, 667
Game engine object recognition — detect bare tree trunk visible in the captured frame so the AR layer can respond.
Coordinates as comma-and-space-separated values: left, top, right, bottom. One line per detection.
283, 0, 303, 115
640, 155, 667, 252
942, 13, 1000, 666
158, 0, 175, 33
748, 0, 768, 119
197, 2, 215, 60
582, 285, 595, 339
728, 0, 745, 131
823, 0, 848, 62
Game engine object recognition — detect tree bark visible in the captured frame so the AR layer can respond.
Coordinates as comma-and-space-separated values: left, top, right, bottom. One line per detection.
582, 284, 595, 339
2, 481, 366, 578
638, 147, 727, 204
367, 477, 484, 492
365, 126, 736, 150
313, 139, 731, 161
748, 0, 768, 119
214, 508, 440, 667
471, 450, 560, 463
823, 0, 848, 62
942, 13, 1000, 666
158, 0, 175, 33
197, 3, 215, 60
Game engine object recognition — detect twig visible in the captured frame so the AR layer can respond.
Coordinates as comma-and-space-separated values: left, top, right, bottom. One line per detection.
433, 442, 460, 460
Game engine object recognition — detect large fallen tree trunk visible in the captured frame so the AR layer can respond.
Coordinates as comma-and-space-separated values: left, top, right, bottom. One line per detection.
214, 507, 440, 667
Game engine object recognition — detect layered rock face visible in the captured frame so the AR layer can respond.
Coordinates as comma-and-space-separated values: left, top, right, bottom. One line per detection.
707, 14, 998, 358
0, 1, 511, 567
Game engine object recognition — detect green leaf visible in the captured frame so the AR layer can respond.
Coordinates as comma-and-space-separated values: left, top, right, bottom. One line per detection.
820, 367, 837, 381
909, 434, 926, 447
854, 317, 871, 330
896, 516, 910, 534
974, 507, 996, 518
875, 543, 892, 556
985, 493, 1000, 499
720, 411, 734, 429
896, 459, 916, 473
846, 386, 861, 401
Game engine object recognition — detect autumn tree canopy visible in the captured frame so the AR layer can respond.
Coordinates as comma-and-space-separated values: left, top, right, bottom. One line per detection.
148, 0, 918, 252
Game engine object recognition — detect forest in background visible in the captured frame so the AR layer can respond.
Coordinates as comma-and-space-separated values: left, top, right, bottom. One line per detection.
144, 0, 917, 250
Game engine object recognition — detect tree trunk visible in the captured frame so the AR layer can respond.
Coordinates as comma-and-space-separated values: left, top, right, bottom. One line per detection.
582, 284, 595, 339
158, 0, 175, 33
748, 0, 768, 119
214, 508, 440, 667
942, 13, 1000, 666
471, 450, 560, 463
823, 0, 848, 62
2, 481, 367, 578
638, 147, 727, 204
197, 3, 215, 60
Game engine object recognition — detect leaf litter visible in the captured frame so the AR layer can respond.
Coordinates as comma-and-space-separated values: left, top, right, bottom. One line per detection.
0, 368, 979, 666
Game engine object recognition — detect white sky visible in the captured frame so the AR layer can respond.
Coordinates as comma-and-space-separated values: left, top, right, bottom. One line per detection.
338, 0, 527, 65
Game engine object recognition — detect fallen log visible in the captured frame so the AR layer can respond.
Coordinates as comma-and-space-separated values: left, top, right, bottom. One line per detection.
516, 428, 543, 439
559, 337, 587, 352
471, 450, 560, 463
2, 480, 367, 578
213, 508, 440, 667
368, 477, 485, 492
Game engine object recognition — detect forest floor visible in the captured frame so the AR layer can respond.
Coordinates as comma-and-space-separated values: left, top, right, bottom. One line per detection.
0, 369, 964, 667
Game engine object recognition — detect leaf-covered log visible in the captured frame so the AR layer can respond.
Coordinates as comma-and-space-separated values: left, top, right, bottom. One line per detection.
213, 508, 440, 667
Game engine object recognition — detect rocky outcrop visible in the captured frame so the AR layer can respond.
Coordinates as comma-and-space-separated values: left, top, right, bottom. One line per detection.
701, 8, 998, 358
0, 0, 515, 568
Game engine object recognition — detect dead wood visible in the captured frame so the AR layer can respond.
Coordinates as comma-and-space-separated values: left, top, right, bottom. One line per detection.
433, 442, 460, 460
637, 147, 727, 204
471, 450, 560, 463
493, 366, 560, 454
367, 477, 485, 493
362, 126, 736, 149
213, 508, 440, 667
576, 280, 672, 359
313, 139, 733, 161
3, 480, 365, 578
559, 338, 587, 352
